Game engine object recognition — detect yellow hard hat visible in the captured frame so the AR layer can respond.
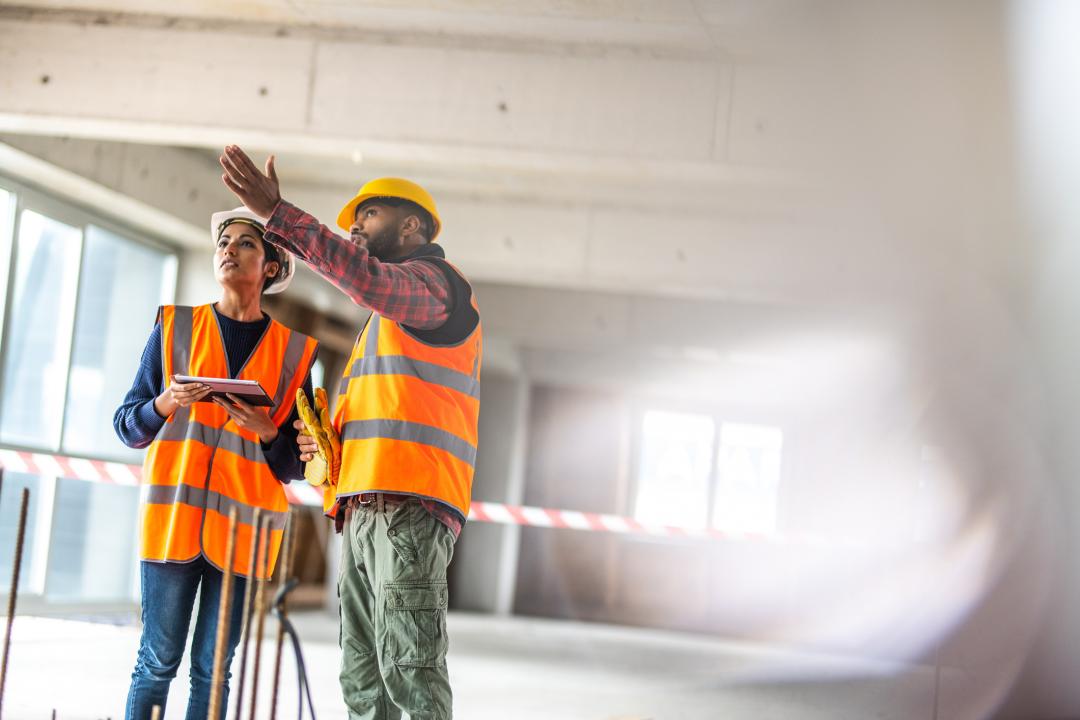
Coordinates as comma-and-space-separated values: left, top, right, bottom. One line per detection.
336, 177, 441, 240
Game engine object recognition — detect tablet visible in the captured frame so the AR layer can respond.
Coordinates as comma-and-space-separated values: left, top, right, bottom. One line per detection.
172, 375, 274, 407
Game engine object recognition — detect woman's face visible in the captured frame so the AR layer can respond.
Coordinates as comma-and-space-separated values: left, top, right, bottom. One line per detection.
213, 223, 277, 291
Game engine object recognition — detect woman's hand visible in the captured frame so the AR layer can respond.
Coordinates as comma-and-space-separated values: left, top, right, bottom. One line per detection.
215, 393, 279, 443
154, 376, 213, 417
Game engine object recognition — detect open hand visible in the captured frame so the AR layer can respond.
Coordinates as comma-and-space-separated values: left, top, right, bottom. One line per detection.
219, 145, 281, 218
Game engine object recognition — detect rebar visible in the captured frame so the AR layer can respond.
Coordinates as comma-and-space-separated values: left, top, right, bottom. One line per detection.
268, 509, 296, 720
232, 507, 263, 720
206, 507, 239, 720
246, 515, 272, 720
0, 486, 30, 720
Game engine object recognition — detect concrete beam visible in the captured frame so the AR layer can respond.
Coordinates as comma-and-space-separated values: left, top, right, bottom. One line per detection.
0, 139, 208, 248
0, 11, 743, 172
1, 135, 852, 307
0, 1, 721, 55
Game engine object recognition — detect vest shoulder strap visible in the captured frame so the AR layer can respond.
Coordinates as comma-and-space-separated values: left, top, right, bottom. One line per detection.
155, 304, 198, 325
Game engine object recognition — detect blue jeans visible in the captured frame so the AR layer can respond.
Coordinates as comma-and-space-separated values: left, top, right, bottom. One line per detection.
125, 558, 247, 720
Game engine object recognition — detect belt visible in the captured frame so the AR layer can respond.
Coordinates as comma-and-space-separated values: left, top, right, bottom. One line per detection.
348, 492, 411, 511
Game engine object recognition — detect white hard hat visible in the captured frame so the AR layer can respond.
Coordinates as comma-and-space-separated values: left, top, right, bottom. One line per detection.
210, 207, 294, 294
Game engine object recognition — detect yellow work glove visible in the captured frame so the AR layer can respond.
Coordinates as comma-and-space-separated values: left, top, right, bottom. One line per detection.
316, 387, 342, 483
296, 387, 341, 490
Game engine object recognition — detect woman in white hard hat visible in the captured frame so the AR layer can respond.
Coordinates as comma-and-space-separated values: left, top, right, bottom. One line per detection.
113, 208, 319, 720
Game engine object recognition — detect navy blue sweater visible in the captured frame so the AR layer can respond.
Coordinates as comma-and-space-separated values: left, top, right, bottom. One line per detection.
113, 305, 313, 483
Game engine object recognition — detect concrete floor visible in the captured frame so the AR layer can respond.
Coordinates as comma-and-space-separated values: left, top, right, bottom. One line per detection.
0, 610, 940, 720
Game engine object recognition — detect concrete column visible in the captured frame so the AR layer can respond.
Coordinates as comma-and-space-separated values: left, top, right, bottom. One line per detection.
449, 371, 530, 614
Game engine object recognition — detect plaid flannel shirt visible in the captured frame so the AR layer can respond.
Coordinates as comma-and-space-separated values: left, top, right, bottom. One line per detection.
266, 199, 465, 536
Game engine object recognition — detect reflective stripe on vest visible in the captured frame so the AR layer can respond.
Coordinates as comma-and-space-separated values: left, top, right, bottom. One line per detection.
338, 355, 480, 399
333, 284, 482, 518
141, 304, 318, 577
144, 484, 289, 530
340, 419, 478, 467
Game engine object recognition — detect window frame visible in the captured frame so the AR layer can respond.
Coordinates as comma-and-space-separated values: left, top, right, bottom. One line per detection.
627, 396, 788, 535
0, 185, 16, 367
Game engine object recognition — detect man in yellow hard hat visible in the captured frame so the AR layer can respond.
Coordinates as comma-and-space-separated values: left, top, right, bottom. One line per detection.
220, 145, 481, 720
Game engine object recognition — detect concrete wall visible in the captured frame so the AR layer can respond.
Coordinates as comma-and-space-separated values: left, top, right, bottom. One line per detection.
510, 381, 938, 641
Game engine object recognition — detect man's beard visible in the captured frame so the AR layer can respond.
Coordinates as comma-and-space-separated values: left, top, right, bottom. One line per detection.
355, 227, 398, 260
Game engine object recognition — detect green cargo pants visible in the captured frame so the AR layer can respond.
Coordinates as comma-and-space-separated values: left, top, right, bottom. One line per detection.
338, 495, 456, 720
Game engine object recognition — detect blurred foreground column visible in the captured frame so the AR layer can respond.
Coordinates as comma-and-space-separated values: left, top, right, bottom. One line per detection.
997, 1, 1080, 717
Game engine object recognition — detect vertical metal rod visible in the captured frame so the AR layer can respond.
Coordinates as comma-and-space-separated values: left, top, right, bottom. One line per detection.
0, 486, 29, 720
207, 507, 239, 720
932, 640, 942, 720
232, 507, 262, 720
246, 515, 271, 720
268, 509, 296, 720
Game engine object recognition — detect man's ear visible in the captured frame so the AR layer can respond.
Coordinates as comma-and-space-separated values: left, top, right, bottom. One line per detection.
401, 213, 422, 237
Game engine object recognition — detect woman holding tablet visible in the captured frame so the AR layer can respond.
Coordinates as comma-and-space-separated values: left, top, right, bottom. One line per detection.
113, 207, 318, 720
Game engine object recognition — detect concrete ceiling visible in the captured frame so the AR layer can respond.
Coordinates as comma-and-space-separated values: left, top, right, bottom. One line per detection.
0, 0, 835, 303
0, 1, 814, 50
0, 1, 1017, 388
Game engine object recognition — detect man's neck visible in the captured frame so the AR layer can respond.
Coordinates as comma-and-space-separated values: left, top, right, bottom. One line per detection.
387, 236, 428, 260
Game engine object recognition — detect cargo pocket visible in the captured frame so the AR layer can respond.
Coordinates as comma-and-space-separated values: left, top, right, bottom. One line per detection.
381, 581, 449, 667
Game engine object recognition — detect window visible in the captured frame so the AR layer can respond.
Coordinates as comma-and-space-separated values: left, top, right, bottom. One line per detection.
713, 423, 783, 534
634, 410, 716, 530
0, 210, 82, 449
0, 472, 50, 598
0, 176, 178, 609
62, 225, 177, 462
45, 478, 140, 602
633, 408, 784, 534
0, 184, 178, 460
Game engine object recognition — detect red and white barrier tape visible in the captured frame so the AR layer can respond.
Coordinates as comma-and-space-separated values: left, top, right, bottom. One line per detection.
0, 448, 324, 506
0, 448, 141, 485
467, 501, 797, 543
0, 448, 821, 544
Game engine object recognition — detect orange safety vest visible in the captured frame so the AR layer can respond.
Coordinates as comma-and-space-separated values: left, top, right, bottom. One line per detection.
332, 268, 482, 519
141, 304, 318, 578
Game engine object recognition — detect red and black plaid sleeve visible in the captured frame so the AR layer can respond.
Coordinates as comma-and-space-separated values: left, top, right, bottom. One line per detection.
264, 200, 450, 330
